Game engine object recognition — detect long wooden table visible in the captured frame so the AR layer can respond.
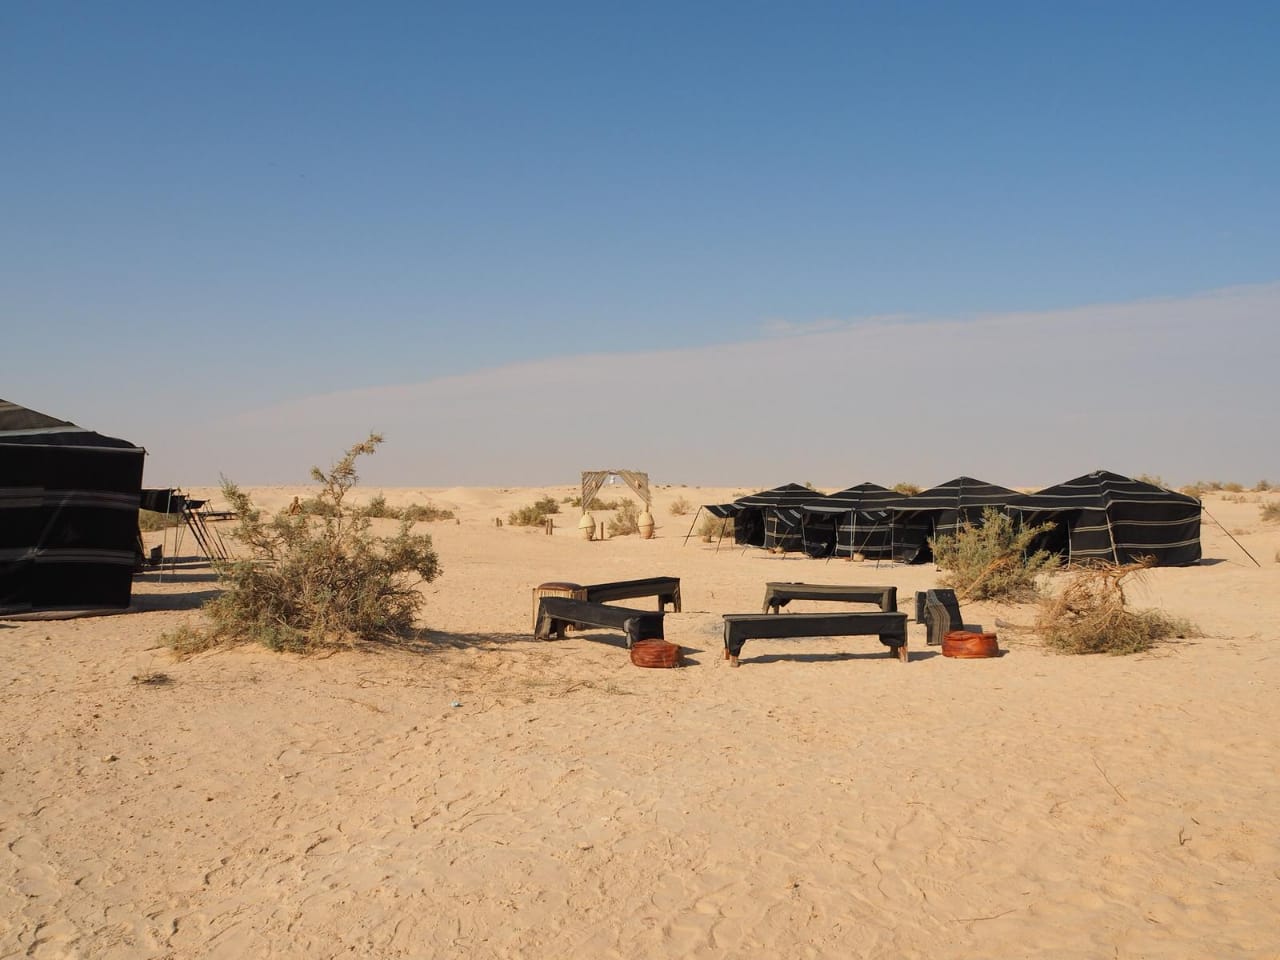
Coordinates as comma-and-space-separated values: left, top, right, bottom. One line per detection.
761, 582, 898, 614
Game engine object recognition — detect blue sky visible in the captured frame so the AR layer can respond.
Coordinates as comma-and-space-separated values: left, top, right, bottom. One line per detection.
4, 2, 1278, 485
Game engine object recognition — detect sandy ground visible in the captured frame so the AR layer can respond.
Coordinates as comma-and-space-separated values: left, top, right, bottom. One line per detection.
2, 485, 1279, 959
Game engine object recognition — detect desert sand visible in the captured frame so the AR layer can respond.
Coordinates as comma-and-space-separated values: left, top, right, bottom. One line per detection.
2, 484, 1279, 959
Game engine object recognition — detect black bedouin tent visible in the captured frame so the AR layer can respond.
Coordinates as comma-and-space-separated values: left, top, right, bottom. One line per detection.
701, 483, 818, 551
0, 400, 145, 616
800, 483, 904, 558
1005, 470, 1201, 566
889, 476, 1020, 563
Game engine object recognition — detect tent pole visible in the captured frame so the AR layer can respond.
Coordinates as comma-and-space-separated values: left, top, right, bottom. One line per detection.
682, 506, 702, 547
1104, 511, 1120, 564
1202, 505, 1261, 568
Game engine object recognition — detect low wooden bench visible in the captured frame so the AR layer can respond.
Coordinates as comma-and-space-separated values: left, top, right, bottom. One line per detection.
722, 612, 908, 667
535, 597, 666, 649
584, 576, 682, 612
761, 582, 897, 615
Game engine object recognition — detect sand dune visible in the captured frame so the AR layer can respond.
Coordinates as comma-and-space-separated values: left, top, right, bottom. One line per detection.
2, 487, 1278, 959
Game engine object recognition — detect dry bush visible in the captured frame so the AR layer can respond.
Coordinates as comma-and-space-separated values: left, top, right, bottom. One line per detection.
1261, 502, 1280, 523
1179, 482, 1209, 498
508, 496, 561, 526
1254, 479, 1272, 492
697, 512, 734, 541
1222, 481, 1245, 493
1135, 473, 1166, 487
167, 434, 441, 655
930, 507, 1058, 601
607, 500, 642, 536
892, 482, 922, 495
358, 494, 454, 522
1035, 561, 1199, 655
669, 496, 693, 516
138, 509, 180, 532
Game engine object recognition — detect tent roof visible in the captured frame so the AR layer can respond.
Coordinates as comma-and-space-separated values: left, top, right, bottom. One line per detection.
703, 482, 818, 516
889, 476, 1019, 513
0, 399, 141, 451
1006, 470, 1200, 512
803, 482, 904, 515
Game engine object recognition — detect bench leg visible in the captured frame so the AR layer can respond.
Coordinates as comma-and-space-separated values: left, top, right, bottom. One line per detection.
895, 641, 909, 663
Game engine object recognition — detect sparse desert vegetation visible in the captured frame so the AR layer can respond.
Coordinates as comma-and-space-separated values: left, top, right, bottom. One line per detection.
508, 496, 562, 527
167, 435, 441, 655
930, 507, 1058, 601
1036, 560, 1200, 655
668, 496, 693, 516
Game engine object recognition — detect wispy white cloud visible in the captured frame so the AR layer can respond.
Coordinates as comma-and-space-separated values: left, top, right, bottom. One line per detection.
146, 283, 1280, 488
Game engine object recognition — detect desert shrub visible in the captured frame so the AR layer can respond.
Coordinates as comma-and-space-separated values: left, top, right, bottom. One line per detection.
1036, 561, 1199, 655
1135, 473, 1166, 488
669, 496, 693, 516
168, 434, 441, 654
139, 509, 181, 532
697, 512, 734, 541
1222, 481, 1244, 493
1254, 479, 1272, 492
1261, 502, 1280, 523
607, 500, 642, 536
298, 496, 340, 517
399, 502, 455, 522
930, 507, 1058, 601
892, 482, 922, 495
1179, 482, 1209, 498
508, 496, 561, 526
357, 495, 454, 522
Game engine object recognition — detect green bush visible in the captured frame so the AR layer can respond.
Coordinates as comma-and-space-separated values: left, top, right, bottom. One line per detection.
168, 434, 441, 655
930, 507, 1058, 601
607, 500, 642, 536
508, 496, 561, 527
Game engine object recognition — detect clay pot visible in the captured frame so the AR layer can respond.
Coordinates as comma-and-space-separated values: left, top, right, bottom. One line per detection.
578, 514, 596, 541
638, 510, 655, 540
942, 630, 1000, 659
630, 640, 681, 668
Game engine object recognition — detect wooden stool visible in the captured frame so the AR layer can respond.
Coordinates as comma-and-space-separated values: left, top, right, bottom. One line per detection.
532, 581, 586, 631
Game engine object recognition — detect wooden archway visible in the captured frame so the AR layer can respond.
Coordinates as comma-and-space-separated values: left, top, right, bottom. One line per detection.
581, 470, 651, 513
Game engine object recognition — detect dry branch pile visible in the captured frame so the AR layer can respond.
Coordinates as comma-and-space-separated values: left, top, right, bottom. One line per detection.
1035, 560, 1198, 655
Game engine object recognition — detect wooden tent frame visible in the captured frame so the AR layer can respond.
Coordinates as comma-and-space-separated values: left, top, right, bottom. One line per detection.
581, 469, 651, 514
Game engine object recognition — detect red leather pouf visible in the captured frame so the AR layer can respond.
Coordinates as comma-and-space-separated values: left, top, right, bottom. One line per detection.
942, 630, 1000, 659
630, 640, 682, 668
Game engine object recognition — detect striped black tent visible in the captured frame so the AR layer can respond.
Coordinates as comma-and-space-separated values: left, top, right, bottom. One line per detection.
889, 476, 1020, 563
0, 400, 145, 616
800, 483, 904, 558
700, 483, 818, 551
1005, 470, 1201, 567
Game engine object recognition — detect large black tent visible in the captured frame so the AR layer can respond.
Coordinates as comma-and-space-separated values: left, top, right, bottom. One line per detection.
889, 476, 1020, 563
700, 483, 819, 551
1005, 470, 1201, 567
800, 483, 904, 558
0, 400, 145, 616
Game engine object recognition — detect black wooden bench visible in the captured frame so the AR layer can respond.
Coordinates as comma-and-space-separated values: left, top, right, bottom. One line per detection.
761, 582, 897, 615
583, 576, 682, 612
722, 612, 909, 667
534, 597, 666, 649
